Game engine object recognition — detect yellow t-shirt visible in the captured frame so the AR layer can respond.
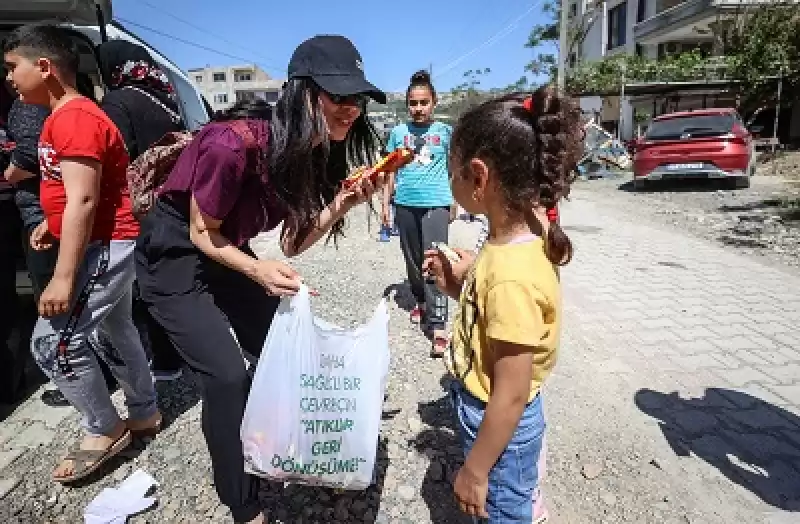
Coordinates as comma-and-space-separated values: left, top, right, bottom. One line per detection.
446, 236, 560, 403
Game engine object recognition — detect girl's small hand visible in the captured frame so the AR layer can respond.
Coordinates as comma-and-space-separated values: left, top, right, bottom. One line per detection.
453, 465, 489, 518
423, 247, 474, 294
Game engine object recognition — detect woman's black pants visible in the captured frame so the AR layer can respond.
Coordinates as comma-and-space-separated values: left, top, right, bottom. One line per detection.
135, 199, 279, 522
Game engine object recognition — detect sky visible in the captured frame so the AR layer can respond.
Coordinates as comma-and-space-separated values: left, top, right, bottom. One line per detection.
112, 0, 551, 94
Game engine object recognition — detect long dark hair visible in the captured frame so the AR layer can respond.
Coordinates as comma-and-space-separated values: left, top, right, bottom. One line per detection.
270, 77, 382, 249
451, 86, 583, 265
214, 99, 272, 122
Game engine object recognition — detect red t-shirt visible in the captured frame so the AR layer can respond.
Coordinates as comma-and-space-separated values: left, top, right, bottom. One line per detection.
38, 97, 139, 241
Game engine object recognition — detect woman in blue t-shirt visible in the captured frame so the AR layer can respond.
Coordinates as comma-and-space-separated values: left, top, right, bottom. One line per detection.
382, 70, 454, 357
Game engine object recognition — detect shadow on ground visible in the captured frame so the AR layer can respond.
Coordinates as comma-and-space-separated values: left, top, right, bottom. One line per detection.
257, 438, 390, 522
719, 198, 800, 223
412, 376, 471, 524
636, 387, 800, 510
382, 280, 417, 312
0, 294, 48, 419
618, 179, 738, 193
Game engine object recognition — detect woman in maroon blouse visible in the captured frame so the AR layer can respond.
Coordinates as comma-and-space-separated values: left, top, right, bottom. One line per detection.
135, 36, 386, 524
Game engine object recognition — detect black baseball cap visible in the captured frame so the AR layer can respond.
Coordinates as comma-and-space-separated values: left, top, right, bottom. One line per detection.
288, 35, 386, 104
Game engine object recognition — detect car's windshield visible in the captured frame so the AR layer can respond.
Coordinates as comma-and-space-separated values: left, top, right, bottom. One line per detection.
646, 114, 735, 140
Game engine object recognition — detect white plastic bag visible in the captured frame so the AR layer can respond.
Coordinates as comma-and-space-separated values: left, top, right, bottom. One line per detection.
241, 285, 390, 490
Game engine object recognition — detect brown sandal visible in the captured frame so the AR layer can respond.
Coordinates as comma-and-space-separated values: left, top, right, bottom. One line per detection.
53, 430, 132, 483
127, 413, 163, 439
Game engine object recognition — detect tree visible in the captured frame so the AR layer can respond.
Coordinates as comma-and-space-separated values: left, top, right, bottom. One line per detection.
525, 1, 559, 77
564, 2, 800, 120
718, 2, 800, 116
525, 0, 599, 82
445, 68, 493, 118
498, 76, 532, 94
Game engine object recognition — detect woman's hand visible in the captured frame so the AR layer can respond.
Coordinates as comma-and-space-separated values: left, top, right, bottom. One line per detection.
423, 247, 475, 299
252, 259, 302, 296
380, 205, 391, 227
337, 171, 387, 211
30, 219, 55, 251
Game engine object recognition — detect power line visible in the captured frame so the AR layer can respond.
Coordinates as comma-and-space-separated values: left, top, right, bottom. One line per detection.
432, 2, 542, 82
115, 17, 285, 74
387, 2, 541, 93
138, 0, 284, 70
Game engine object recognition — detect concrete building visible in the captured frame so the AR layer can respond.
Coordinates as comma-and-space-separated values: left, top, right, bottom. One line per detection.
188, 64, 284, 113
567, 0, 778, 139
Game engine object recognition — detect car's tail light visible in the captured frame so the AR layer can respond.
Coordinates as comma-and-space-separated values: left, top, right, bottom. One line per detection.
724, 124, 751, 145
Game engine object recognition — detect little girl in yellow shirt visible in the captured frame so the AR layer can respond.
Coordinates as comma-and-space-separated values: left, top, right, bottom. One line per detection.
424, 86, 583, 523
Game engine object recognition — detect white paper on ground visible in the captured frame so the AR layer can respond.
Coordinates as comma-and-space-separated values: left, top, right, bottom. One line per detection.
84, 469, 158, 524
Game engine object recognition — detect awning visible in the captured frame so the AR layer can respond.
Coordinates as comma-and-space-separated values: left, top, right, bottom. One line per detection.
569, 76, 781, 98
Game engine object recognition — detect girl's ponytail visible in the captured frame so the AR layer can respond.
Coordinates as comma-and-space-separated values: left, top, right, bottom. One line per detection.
523, 86, 580, 265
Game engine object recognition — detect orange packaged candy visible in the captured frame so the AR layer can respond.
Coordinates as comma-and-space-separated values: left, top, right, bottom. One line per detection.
342, 147, 414, 190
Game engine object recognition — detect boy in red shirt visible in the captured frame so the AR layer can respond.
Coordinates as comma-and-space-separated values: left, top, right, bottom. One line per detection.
4, 24, 160, 483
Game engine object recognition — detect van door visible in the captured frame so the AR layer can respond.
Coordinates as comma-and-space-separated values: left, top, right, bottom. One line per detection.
164, 70, 210, 130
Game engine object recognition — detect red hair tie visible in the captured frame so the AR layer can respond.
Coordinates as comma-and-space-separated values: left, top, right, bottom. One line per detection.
546, 207, 558, 222
522, 96, 534, 113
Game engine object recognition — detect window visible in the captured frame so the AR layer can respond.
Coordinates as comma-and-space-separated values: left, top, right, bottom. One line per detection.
645, 114, 735, 141
194, 75, 203, 83
264, 90, 279, 103
214, 93, 228, 104
608, 2, 627, 50
568, 53, 577, 68
235, 91, 256, 102
235, 72, 252, 82
569, 2, 577, 17
163, 70, 210, 131
637, 0, 646, 22
213, 72, 226, 82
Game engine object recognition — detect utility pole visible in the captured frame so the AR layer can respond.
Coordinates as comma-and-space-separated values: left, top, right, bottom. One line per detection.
557, 0, 569, 92
429, 63, 433, 76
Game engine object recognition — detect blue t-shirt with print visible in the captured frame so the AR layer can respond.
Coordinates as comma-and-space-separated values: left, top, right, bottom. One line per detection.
386, 121, 453, 208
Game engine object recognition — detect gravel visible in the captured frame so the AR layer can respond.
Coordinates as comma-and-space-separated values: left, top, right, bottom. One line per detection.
574, 173, 800, 271
2, 174, 791, 523
0, 205, 478, 524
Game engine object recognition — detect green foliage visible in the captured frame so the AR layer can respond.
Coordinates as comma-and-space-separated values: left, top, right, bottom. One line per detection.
524, 0, 598, 81
564, 3, 800, 117
718, 3, 800, 113
525, 0, 560, 77
565, 50, 724, 95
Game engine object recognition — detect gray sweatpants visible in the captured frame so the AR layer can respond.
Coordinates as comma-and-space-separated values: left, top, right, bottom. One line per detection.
30, 240, 157, 436
395, 205, 450, 329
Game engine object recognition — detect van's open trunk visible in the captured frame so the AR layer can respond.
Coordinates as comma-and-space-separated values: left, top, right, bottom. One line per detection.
0, 0, 111, 25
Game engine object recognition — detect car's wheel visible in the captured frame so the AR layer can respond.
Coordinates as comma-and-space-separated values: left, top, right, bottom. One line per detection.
633, 179, 648, 191
727, 176, 750, 189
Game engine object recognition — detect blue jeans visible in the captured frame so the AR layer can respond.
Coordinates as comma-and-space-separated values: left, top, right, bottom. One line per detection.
449, 380, 546, 523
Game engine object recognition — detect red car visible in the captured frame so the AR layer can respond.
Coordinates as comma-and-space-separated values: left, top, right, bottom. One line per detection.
633, 108, 755, 190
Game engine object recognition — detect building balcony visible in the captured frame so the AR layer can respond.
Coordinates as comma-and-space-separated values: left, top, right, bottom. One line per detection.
634, 0, 773, 45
